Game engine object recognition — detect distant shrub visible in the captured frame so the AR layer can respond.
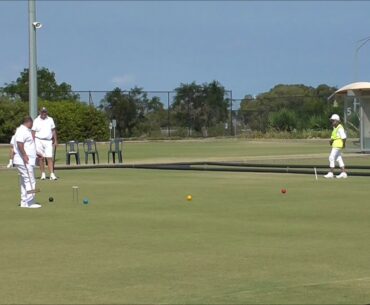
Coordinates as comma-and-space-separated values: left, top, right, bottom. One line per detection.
0, 99, 109, 143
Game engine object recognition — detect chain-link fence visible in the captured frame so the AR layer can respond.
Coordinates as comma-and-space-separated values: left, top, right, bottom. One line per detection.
2, 88, 351, 139
72, 90, 234, 138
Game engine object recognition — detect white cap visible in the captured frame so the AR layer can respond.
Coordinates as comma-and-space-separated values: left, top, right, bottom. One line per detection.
330, 114, 340, 121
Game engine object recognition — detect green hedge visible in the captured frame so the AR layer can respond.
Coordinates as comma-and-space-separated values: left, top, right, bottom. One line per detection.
0, 100, 27, 143
0, 99, 109, 143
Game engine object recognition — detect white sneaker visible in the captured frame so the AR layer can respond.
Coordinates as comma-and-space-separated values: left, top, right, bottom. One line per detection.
336, 172, 348, 179
20, 203, 42, 208
28, 203, 42, 208
41, 173, 46, 180
50, 173, 57, 180
324, 172, 334, 179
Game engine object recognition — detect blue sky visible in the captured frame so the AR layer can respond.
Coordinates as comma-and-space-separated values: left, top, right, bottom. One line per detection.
1, 1, 370, 100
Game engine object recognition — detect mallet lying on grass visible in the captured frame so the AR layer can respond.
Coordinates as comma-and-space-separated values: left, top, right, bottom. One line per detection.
27, 188, 40, 194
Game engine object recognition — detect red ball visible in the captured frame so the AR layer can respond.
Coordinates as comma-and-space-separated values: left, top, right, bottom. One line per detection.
281, 188, 287, 194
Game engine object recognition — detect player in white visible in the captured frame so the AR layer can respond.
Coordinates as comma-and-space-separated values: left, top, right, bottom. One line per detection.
324, 114, 348, 179
6, 131, 16, 168
14, 116, 41, 208
32, 107, 58, 180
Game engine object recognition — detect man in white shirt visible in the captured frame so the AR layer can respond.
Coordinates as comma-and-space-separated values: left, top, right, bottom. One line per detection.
14, 116, 41, 208
32, 107, 58, 180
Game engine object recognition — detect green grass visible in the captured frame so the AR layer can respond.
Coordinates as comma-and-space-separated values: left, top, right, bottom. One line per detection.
1, 138, 369, 166
1, 138, 370, 304
1, 167, 370, 304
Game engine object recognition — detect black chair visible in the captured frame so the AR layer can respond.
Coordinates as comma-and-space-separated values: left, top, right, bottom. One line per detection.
65, 141, 80, 165
108, 138, 123, 163
83, 139, 99, 164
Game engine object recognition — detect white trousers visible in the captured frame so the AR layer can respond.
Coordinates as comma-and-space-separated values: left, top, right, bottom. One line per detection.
16, 164, 36, 205
329, 148, 344, 168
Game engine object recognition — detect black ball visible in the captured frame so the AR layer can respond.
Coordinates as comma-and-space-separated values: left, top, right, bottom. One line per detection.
48, 197, 54, 202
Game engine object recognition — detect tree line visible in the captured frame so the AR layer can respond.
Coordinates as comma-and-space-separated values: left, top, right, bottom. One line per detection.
0, 67, 343, 143
239, 84, 341, 132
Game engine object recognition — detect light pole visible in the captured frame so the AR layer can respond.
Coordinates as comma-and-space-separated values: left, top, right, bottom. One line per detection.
28, 0, 42, 118
353, 36, 370, 118
354, 36, 370, 82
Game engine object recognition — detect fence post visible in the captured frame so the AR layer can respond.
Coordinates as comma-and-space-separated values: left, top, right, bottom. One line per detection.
167, 91, 171, 137
88, 91, 93, 106
188, 98, 191, 137
230, 91, 233, 136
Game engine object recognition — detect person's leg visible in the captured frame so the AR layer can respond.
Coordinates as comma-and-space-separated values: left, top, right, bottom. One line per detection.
325, 148, 337, 178
39, 157, 46, 179
45, 141, 57, 180
336, 150, 347, 178
17, 165, 28, 207
36, 138, 46, 179
47, 158, 57, 179
24, 164, 36, 205
46, 158, 53, 173
17, 164, 40, 208
25, 165, 41, 207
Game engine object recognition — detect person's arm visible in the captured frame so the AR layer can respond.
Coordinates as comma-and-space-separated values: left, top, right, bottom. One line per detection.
17, 142, 29, 164
52, 128, 58, 146
50, 118, 57, 146
8, 146, 14, 159
6, 146, 14, 168
31, 119, 38, 139
339, 127, 347, 149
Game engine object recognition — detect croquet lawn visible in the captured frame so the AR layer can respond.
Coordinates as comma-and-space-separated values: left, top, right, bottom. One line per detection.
0, 167, 369, 304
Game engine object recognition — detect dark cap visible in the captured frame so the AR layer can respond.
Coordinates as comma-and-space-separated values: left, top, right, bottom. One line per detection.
40, 107, 48, 113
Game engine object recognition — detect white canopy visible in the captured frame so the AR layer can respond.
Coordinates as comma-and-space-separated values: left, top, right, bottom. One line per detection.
334, 82, 370, 94
329, 82, 370, 99
336, 82, 370, 93
329, 82, 370, 152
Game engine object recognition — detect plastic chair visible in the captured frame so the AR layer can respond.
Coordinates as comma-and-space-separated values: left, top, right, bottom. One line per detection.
83, 139, 99, 164
65, 141, 80, 165
108, 138, 123, 163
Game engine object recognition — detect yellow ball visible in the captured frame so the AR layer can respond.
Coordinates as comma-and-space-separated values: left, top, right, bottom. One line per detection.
186, 195, 192, 201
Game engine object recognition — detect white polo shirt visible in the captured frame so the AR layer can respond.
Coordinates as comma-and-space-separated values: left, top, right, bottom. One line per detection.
10, 135, 15, 146
32, 115, 56, 140
13, 125, 37, 166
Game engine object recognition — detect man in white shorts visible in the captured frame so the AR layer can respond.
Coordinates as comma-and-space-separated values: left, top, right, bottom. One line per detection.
32, 107, 58, 180
324, 114, 348, 179
14, 116, 41, 208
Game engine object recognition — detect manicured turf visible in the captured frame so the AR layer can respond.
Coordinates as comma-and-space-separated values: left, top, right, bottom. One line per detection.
1, 138, 369, 166
1, 167, 370, 304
